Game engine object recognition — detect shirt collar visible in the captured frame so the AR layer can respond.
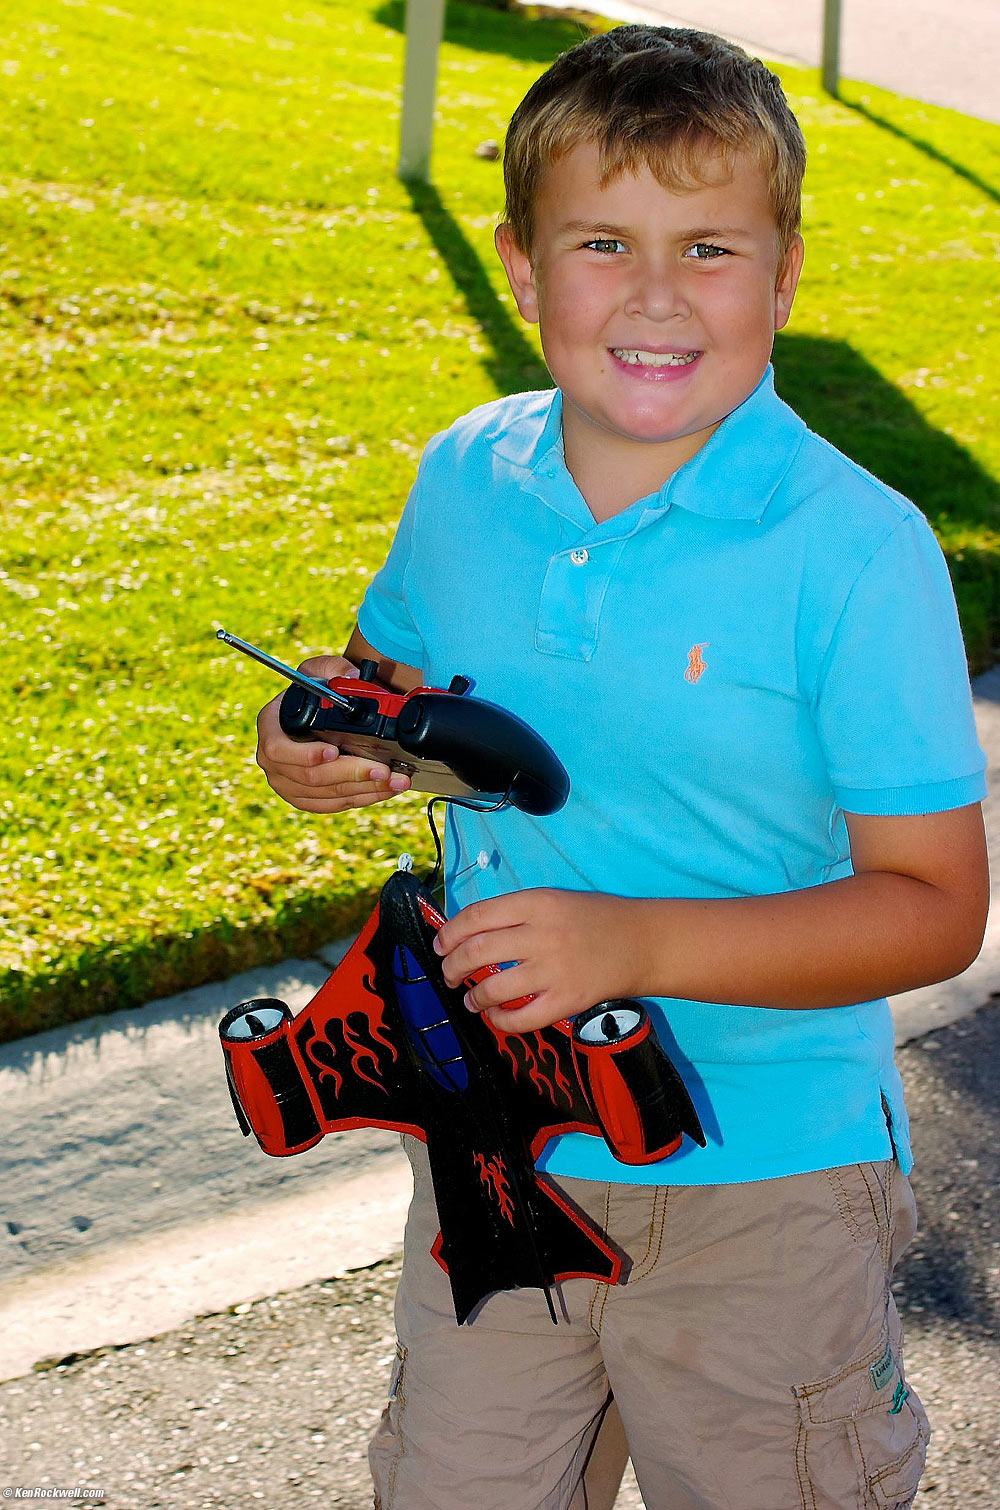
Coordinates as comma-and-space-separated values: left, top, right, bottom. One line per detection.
488, 387, 565, 475
490, 366, 806, 525
664, 366, 806, 521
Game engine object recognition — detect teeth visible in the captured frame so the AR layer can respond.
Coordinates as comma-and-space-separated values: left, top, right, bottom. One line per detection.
612, 349, 699, 367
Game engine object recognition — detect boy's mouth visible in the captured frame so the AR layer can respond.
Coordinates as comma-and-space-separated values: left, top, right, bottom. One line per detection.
610, 349, 700, 368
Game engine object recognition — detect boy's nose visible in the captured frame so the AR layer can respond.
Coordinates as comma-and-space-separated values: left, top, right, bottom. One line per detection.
623, 266, 691, 321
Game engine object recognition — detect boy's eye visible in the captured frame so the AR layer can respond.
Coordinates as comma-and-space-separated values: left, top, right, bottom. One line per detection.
685, 242, 729, 260
584, 237, 627, 254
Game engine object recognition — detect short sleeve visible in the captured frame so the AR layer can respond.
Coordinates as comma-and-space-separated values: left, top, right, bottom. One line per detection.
356, 475, 425, 669
813, 514, 987, 815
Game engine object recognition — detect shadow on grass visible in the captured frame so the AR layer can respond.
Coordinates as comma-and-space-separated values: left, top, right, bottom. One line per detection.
402, 177, 549, 393
397, 176, 1000, 663
375, 0, 597, 64
772, 333, 997, 535
774, 331, 999, 669
840, 93, 999, 206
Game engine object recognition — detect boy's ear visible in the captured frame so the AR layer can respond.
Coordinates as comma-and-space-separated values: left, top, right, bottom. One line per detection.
495, 222, 539, 325
774, 233, 805, 332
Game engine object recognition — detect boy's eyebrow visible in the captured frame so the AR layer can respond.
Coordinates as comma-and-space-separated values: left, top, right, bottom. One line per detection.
558, 219, 755, 241
679, 225, 756, 241
558, 220, 632, 239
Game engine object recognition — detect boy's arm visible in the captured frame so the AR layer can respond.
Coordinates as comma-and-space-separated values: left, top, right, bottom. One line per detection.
254, 625, 423, 813
435, 804, 990, 1030
342, 625, 425, 692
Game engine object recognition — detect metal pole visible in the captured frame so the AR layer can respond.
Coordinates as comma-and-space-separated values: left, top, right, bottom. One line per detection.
398, 0, 447, 182
822, 0, 842, 96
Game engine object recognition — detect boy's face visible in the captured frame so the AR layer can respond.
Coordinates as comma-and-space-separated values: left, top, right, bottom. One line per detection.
496, 140, 803, 490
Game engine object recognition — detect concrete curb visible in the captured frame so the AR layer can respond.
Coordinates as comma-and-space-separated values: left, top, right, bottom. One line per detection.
0, 1158, 413, 1383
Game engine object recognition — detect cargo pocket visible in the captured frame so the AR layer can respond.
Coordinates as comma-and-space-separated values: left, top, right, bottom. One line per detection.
793, 1329, 929, 1510
369, 1341, 409, 1510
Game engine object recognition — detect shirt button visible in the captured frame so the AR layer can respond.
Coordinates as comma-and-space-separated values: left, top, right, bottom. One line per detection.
570, 548, 589, 565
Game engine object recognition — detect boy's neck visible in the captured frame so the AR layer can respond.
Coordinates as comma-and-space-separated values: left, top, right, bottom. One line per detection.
560, 404, 721, 523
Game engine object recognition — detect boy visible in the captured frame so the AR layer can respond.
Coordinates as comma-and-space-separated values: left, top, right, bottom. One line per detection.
255, 26, 989, 1510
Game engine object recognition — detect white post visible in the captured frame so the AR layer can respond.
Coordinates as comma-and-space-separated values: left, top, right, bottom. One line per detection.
398, 0, 447, 182
822, 0, 842, 96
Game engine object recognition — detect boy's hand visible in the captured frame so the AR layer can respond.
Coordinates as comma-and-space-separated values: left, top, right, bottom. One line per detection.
254, 655, 412, 813
433, 890, 646, 1033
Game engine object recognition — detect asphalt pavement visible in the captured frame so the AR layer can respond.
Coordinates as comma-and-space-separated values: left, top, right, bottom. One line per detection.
0, 665, 997, 1508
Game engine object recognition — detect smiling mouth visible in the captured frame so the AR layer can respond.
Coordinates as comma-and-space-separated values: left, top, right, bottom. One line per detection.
610, 349, 701, 367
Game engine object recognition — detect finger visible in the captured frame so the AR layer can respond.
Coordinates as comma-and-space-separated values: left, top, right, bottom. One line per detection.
297, 655, 360, 681
317, 752, 410, 785
287, 788, 405, 814
320, 752, 411, 792
258, 744, 337, 783
256, 706, 332, 772
435, 895, 523, 956
264, 772, 407, 803
255, 690, 291, 749
482, 994, 561, 1034
262, 750, 405, 790
462, 963, 534, 1012
438, 927, 525, 989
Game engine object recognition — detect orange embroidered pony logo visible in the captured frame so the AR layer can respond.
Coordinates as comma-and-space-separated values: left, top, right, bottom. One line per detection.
684, 643, 709, 684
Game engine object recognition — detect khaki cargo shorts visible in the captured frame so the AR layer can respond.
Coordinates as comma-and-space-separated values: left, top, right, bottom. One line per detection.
369, 1135, 928, 1510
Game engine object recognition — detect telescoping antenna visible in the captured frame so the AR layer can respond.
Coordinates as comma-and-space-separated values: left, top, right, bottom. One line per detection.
216, 629, 356, 712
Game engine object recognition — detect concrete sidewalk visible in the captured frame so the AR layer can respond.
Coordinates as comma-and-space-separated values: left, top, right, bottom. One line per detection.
529, 0, 1000, 124
1, 664, 997, 1388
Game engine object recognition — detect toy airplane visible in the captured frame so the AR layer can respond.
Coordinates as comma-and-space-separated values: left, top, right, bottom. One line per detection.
220, 869, 705, 1324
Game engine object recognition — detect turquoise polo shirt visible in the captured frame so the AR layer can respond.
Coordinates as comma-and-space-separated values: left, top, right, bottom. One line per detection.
358, 368, 987, 1185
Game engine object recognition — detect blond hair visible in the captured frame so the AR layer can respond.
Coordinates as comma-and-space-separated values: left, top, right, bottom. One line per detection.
503, 25, 806, 257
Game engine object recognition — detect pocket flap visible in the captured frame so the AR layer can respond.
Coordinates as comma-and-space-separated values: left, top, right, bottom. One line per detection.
793, 1330, 901, 1424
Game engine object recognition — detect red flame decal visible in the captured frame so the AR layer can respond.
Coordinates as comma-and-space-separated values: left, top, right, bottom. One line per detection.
308, 982, 398, 1097
533, 1032, 574, 1103
473, 1151, 515, 1225
342, 1012, 390, 1092
304, 1038, 343, 1095
486, 1023, 573, 1108
358, 983, 399, 1064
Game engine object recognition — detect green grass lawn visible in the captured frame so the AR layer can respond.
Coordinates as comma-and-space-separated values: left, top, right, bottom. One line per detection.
1, 0, 998, 1039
